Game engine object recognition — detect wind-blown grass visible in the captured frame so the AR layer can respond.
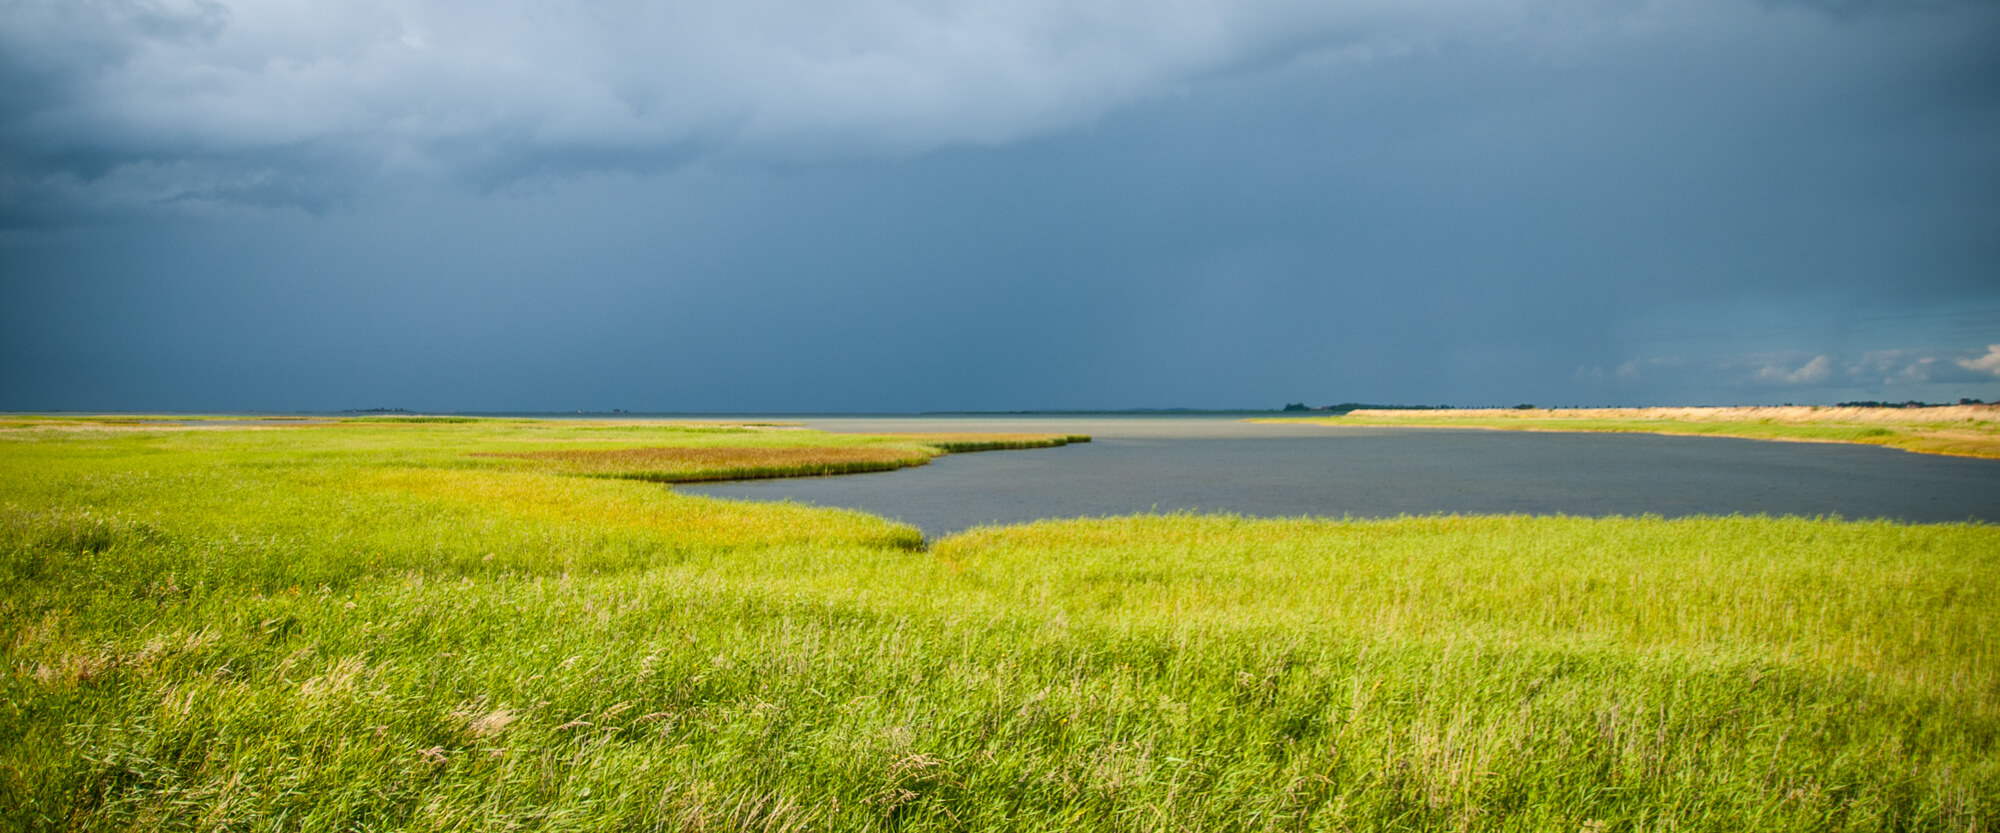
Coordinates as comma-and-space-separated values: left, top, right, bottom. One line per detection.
2, 417, 1995, 830
1254, 405, 2000, 459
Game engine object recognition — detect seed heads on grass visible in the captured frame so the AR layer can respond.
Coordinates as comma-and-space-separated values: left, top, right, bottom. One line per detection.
466, 708, 517, 739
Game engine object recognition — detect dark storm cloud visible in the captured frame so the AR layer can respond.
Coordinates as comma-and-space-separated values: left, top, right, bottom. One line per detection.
1, 0, 1859, 221
0, 0, 1383, 218
2, 0, 1996, 410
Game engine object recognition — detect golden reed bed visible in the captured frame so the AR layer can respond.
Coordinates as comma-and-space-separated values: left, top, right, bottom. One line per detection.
1345, 405, 1998, 424
1295, 405, 2000, 459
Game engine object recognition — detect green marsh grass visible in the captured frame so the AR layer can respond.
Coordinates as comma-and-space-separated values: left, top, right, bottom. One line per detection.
2, 417, 1996, 830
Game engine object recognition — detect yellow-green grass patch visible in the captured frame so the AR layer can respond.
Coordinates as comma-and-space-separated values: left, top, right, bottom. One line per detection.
4, 416, 1996, 830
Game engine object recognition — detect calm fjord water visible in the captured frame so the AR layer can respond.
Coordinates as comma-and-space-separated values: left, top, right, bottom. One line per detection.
679, 416, 2000, 538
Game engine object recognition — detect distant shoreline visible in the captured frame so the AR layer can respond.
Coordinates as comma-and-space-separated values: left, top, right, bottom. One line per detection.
1254, 405, 2000, 460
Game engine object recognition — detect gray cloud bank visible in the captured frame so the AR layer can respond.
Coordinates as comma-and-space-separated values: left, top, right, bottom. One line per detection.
0, 0, 1392, 213
1585, 345, 2000, 400
10, 0, 1988, 217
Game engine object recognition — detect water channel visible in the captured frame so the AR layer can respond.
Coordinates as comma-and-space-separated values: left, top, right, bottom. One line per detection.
679, 415, 2000, 538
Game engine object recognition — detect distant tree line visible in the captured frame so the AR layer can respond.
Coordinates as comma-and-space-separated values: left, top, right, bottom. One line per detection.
1280, 403, 1455, 414
1836, 399, 1988, 408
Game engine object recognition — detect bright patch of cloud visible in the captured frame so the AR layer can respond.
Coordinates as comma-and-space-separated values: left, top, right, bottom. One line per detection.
1753, 354, 1834, 385
1959, 344, 2000, 378
1583, 346, 2000, 399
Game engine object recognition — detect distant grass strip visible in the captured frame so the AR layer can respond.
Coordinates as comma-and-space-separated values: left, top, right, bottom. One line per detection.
1255, 405, 2000, 459
473, 445, 935, 482
340, 415, 485, 424
466, 430, 1086, 482
876, 432, 1093, 453
0, 414, 328, 430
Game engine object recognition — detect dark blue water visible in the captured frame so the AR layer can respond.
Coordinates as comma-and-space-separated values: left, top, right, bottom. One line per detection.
679, 416, 2000, 537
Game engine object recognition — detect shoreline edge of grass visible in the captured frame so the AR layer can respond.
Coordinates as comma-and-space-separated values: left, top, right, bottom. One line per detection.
1252, 404, 2000, 460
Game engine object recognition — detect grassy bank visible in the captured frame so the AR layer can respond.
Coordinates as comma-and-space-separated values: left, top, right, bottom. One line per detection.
1254, 405, 2000, 459
3, 417, 1996, 830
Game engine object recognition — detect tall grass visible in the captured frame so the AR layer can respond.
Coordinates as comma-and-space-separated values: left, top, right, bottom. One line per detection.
2, 418, 1995, 830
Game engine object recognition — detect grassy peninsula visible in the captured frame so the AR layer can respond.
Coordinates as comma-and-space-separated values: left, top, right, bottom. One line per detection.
1255, 405, 2000, 459
3, 416, 1996, 830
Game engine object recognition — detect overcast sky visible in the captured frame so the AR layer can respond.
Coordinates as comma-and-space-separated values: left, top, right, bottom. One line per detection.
3, 0, 1996, 411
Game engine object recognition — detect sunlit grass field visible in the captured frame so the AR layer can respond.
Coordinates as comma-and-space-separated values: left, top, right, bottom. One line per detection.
1255, 405, 2000, 459
3, 416, 1996, 830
